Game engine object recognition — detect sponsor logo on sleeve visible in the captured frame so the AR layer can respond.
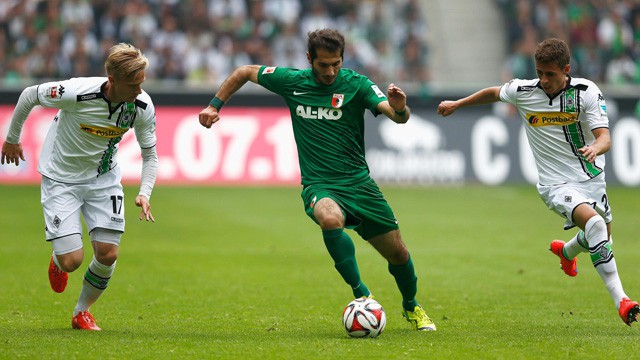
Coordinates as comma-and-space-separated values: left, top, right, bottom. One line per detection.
371, 85, 385, 98
262, 67, 276, 75
44, 86, 61, 99
80, 94, 97, 101
598, 94, 607, 115
599, 103, 607, 115
46, 86, 62, 99
516, 86, 536, 91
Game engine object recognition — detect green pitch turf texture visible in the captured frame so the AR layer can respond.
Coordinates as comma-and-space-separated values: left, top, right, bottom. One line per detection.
1, 184, 639, 359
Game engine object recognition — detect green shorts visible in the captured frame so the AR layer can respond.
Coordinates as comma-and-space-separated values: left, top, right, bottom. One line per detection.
301, 178, 399, 240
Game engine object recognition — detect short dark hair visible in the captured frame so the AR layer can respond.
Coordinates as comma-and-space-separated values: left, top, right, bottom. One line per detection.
534, 38, 570, 69
307, 29, 345, 62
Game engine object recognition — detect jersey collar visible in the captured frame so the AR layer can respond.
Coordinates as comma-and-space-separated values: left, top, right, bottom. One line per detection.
536, 75, 572, 102
101, 81, 126, 117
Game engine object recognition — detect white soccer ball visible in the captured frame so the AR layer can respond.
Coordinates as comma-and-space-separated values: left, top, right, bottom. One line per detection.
342, 297, 386, 338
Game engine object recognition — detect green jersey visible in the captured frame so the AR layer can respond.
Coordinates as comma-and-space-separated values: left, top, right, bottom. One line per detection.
257, 66, 387, 186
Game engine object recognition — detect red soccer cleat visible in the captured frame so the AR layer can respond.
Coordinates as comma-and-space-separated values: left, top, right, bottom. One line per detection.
48, 256, 68, 293
550, 240, 578, 277
619, 298, 640, 326
72, 311, 102, 331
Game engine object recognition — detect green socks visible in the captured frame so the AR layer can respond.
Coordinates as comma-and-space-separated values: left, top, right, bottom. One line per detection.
322, 228, 421, 309
322, 228, 370, 298
388, 255, 419, 311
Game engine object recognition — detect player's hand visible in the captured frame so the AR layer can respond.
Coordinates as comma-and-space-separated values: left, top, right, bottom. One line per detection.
437, 100, 458, 117
578, 145, 597, 163
199, 106, 220, 129
135, 195, 155, 222
1, 141, 25, 166
387, 83, 406, 112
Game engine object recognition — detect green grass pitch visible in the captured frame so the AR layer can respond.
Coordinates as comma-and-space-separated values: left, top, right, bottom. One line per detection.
0, 184, 639, 359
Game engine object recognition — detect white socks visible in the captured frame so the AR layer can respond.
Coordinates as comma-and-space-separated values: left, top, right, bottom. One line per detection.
562, 230, 588, 260
73, 256, 116, 316
584, 216, 627, 307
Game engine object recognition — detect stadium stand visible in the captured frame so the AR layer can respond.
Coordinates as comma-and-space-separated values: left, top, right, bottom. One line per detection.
497, 0, 640, 86
2, 0, 639, 95
0, 0, 430, 92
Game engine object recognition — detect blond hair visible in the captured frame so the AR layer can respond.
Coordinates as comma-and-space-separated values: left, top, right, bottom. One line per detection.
104, 43, 149, 79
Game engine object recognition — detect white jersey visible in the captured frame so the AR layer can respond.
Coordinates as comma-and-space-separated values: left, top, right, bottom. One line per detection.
499, 77, 609, 185
36, 77, 156, 183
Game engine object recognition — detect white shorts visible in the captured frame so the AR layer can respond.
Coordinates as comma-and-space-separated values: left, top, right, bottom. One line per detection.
41, 167, 125, 241
537, 175, 613, 230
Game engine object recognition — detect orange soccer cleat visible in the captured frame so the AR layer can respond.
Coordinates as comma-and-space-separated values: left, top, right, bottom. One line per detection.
72, 311, 102, 331
550, 240, 578, 277
619, 298, 640, 326
48, 256, 68, 293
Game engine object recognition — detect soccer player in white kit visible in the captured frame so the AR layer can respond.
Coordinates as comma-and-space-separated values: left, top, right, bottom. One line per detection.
0, 43, 158, 330
436, 38, 639, 326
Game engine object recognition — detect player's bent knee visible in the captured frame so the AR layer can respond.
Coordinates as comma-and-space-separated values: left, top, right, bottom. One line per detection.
94, 244, 119, 266
314, 198, 345, 229
584, 215, 607, 240
387, 248, 409, 265
52, 234, 84, 271
57, 252, 84, 272
369, 232, 409, 265
90, 228, 121, 265
314, 207, 345, 229
318, 216, 344, 230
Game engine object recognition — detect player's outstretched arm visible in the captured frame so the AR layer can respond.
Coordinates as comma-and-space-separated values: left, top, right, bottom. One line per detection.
199, 65, 262, 129
437, 86, 501, 117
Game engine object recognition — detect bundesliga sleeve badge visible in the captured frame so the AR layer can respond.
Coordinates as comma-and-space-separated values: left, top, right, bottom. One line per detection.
45, 85, 65, 99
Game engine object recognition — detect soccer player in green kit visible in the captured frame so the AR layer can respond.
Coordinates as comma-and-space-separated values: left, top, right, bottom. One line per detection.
199, 28, 436, 331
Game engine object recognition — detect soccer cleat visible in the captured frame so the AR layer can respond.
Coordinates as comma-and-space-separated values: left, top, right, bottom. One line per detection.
48, 256, 68, 293
72, 311, 102, 331
403, 306, 436, 331
550, 240, 577, 277
618, 298, 640, 326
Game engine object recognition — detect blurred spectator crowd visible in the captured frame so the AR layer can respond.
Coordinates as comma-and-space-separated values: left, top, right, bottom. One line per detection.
498, 0, 640, 85
0, 0, 430, 90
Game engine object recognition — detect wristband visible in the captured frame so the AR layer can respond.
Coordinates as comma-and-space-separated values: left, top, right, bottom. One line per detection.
209, 96, 225, 111
394, 108, 406, 116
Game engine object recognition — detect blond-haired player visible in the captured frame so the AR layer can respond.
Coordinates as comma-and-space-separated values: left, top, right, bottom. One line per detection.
1, 43, 158, 330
